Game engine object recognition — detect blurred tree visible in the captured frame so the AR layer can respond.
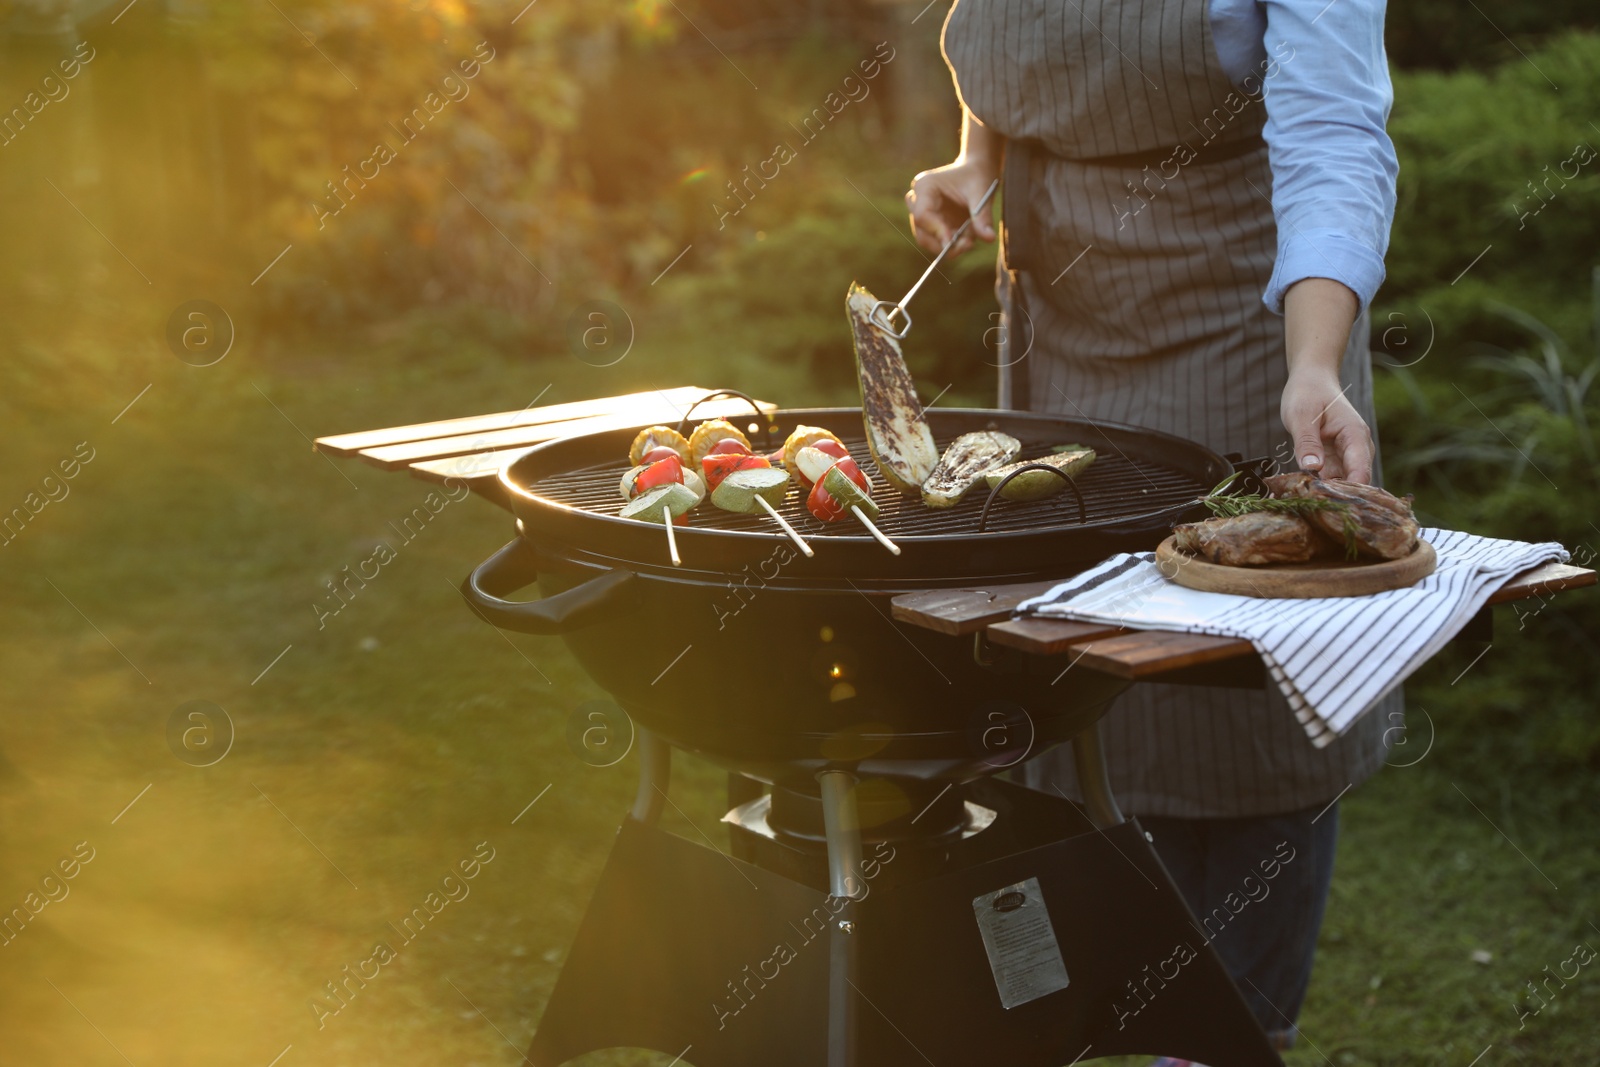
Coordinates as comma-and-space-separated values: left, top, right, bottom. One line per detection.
1386, 0, 1596, 71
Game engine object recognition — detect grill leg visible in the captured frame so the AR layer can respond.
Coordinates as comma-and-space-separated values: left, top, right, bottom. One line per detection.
1071, 721, 1126, 830
818, 770, 864, 1067
629, 729, 671, 826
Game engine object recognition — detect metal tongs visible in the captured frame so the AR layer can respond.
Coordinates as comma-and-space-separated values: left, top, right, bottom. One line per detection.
869, 178, 1000, 341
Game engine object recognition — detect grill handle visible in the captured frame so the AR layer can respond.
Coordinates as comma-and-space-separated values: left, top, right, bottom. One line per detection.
1225, 453, 1278, 496
460, 537, 638, 635
674, 389, 777, 449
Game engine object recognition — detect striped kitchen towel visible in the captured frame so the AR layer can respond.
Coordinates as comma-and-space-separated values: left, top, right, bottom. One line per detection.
1015, 528, 1568, 746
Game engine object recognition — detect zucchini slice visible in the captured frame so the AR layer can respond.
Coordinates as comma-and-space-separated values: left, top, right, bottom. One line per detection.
983, 448, 1097, 501
848, 283, 939, 494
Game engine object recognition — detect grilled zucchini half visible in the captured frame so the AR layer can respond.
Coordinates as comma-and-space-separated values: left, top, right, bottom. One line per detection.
848, 283, 939, 494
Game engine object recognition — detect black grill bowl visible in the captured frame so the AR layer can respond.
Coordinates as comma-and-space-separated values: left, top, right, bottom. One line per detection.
465, 408, 1231, 788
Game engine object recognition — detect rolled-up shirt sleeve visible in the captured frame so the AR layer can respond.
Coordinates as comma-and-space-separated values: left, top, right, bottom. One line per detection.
1258, 0, 1398, 315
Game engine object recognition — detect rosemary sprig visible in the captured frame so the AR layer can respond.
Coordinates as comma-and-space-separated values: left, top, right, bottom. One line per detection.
1199, 473, 1361, 559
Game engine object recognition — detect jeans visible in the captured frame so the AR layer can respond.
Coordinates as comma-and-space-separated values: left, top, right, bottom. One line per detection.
1140, 802, 1339, 1049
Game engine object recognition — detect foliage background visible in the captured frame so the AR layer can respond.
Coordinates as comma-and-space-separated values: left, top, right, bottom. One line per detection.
0, 1, 1596, 1064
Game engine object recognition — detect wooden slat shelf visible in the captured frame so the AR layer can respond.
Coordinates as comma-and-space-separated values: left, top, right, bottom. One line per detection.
889, 581, 1059, 636
316, 388, 777, 470
409, 449, 535, 485
1484, 561, 1595, 604
985, 618, 1125, 656
315, 385, 777, 510
1068, 631, 1257, 679
315, 386, 715, 457
357, 396, 776, 471
892, 558, 1596, 681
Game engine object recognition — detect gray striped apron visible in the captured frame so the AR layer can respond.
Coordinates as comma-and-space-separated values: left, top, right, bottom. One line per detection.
944, 0, 1398, 817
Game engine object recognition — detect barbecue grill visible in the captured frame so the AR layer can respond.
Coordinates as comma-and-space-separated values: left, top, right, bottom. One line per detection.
460, 400, 1283, 1066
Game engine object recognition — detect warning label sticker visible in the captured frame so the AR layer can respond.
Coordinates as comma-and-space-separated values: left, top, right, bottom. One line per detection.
972, 876, 1071, 1010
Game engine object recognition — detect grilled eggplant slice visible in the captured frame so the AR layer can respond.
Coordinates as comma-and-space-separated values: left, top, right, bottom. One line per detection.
848, 283, 939, 493
921, 431, 1022, 508
983, 447, 1097, 501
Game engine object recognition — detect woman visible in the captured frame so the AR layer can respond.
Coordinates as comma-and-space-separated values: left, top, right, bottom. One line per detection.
906, 0, 1399, 1055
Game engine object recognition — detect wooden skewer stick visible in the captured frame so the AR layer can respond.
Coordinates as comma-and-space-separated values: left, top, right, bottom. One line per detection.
755, 495, 814, 557
663, 510, 682, 567
851, 505, 901, 555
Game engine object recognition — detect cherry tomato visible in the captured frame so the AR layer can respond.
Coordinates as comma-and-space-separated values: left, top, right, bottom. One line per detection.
766, 449, 787, 468
640, 445, 683, 465
807, 475, 846, 522
813, 439, 850, 461
633, 455, 684, 496
701, 453, 769, 492
708, 438, 753, 457
834, 456, 870, 493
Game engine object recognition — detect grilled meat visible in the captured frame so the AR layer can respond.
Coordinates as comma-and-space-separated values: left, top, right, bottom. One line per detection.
1263, 473, 1420, 560
1173, 512, 1335, 566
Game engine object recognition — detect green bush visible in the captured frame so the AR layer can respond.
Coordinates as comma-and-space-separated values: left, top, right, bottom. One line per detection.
1370, 31, 1600, 780
1374, 301, 1600, 779
1379, 33, 1600, 356
1387, 1, 1597, 71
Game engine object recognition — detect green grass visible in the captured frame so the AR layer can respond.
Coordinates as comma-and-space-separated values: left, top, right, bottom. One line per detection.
1, 316, 1595, 1065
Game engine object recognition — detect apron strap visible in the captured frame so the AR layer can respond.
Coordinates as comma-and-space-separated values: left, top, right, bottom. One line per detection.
999, 138, 1038, 411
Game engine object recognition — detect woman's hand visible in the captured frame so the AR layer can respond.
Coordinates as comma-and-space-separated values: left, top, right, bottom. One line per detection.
906, 159, 997, 256
1281, 368, 1373, 483
906, 106, 1003, 256
1281, 278, 1372, 483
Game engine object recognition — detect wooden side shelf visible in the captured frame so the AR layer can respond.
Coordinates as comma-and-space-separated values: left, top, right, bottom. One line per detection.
1484, 561, 1596, 604
889, 582, 1060, 636
314, 386, 778, 501
892, 559, 1596, 681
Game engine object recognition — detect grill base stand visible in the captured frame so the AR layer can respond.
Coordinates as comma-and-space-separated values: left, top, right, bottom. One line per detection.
526, 777, 1281, 1067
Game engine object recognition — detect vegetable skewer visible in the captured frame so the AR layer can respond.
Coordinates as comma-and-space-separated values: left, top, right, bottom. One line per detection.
620, 482, 699, 566
663, 509, 680, 567
851, 505, 900, 555
754, 495, 814, 557
621, 426, 708, 565
709, 466, 814, 557
793, 441, 900, 555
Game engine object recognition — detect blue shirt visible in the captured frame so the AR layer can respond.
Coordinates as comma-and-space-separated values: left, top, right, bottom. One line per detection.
1209, 0, 1399, 314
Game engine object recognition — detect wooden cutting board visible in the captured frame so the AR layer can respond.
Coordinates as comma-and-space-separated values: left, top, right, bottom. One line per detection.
1154, 536, 1437, 598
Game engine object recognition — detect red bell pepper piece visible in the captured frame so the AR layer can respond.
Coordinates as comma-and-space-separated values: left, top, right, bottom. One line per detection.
633, 455, 684, 496
701, 452, 770, 493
